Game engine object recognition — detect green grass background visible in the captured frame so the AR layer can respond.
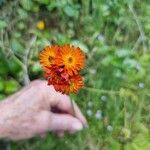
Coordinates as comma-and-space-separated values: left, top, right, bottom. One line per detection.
0, 0, 149, 149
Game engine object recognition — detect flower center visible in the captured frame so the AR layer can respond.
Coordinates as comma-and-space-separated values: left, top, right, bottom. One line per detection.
68, 57, 73, 63
48, 56, 53, 62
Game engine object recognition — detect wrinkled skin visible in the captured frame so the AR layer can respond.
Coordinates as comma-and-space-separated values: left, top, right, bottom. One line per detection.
0, 80, 87, 140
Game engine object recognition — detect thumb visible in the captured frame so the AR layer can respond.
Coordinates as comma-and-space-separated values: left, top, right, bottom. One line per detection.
50, 113, 83, 133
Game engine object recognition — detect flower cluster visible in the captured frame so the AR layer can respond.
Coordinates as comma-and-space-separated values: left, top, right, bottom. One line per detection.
40, 45, 85, 94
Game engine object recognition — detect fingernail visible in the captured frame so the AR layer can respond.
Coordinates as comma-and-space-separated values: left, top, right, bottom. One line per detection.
72, 122, 83, 131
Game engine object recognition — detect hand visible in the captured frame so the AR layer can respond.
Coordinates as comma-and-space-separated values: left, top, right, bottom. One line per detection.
0, 80, 87, 140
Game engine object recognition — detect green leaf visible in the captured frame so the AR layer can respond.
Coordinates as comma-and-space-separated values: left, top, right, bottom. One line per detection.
109, 140, 120, 150
36, 0, 49, 5
8, 58, 22, 76
17, 8, 28, 19
0, 20, 7, 29
127, 133, 150, 150
63, 5, 78, 17
5, 80, 20, 94
32, 62, 42, 73
71, 40, 89, 53
56, 34, 71, 45
20, 0, 34, 11
11, 39, 24, 53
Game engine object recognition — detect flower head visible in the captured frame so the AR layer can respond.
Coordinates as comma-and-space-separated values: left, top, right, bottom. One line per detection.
37, 20, 45, 30
40, 45, 59, 69
52, 74, 83, 94
54, 45, 85, 76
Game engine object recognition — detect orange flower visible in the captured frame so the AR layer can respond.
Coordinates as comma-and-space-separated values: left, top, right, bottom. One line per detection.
40, 45, 59, 69
54, 45, 85, 76
52, 74, 83, 94
67, 74, 84, 94
45, 65, 69, 84
40, 44, 85, 94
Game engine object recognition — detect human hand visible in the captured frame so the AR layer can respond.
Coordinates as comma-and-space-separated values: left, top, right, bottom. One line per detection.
0, 80, 87, 140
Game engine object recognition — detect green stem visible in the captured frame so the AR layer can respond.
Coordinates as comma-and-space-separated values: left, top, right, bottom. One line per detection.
71, 99, 76, 117
83, 87, 120, 95
120, 143, 125, 150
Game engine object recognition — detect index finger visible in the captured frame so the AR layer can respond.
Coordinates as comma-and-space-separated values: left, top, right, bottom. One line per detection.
48, 87, 87, 126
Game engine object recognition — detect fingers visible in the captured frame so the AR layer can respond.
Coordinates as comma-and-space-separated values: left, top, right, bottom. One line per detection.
35, 110, 87, 139
38, 80, 87, 126
28, 80, 87, 126
50, 93, 87, 126
49, 113, 83, 133
31, 80, 87, 127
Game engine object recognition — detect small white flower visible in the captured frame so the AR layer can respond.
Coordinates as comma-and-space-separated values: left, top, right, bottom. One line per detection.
101, 95, 107, 101
86, 109, 93, 117
138, 82, 144, 89
97, 34, 105, 42
87, 101, 93, 107
135, 63, 141, 71
95, 110, 102, 120
89, 69, 96, 74
107, 125, 113, 131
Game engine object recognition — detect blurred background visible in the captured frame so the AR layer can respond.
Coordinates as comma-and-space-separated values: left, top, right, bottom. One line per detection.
0, 0, 149, 150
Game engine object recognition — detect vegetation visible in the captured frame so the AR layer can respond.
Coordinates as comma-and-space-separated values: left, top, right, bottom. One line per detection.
0, 0, 149, 149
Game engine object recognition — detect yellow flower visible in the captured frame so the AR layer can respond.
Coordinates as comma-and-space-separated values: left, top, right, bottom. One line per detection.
36, 20, 45, 30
